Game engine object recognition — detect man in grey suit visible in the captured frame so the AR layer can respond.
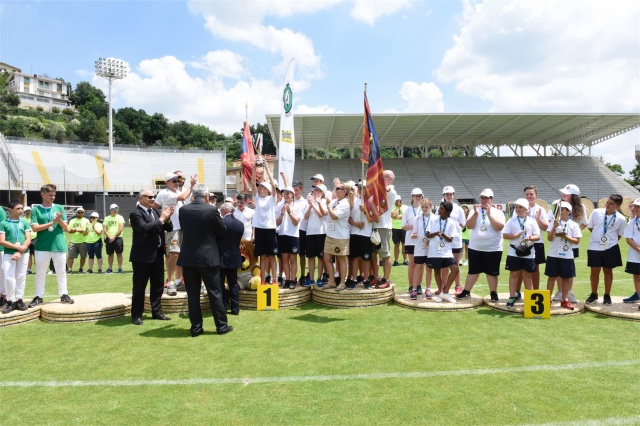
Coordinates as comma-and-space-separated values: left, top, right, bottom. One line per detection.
177, 184, 231, 337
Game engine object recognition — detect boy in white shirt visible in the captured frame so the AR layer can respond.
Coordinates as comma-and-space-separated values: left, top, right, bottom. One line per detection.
251, 160, 279, 284
410, 199, 435, 300
426, 201, 460, 303
585, 194, 626, 305
622, 198, 640, 307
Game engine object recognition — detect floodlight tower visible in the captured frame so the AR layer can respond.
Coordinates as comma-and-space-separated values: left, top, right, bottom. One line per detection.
95, 57, 128, 162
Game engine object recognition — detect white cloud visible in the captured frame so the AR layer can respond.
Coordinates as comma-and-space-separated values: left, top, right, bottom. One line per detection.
437, 0, 640, 112
189, 50, 247, 79
295, 104, 342, 114
383, 81, 445, 113
591, 131, 640, 178
350, 0, 412, 26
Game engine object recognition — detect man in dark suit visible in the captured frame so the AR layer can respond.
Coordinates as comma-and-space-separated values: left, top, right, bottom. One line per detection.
218, 202, 245, 315
178, 184, 231, 337
129, 189, 174, 325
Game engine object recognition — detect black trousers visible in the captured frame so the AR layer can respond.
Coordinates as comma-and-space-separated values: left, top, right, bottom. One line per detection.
183, 266, 228, 332
131, 253, 165, 319
220, 268, 239, 314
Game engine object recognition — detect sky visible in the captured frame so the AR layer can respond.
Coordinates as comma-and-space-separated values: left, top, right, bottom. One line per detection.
1, 0, 639, 176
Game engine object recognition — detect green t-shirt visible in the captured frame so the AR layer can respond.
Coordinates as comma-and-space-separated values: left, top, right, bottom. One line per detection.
392, 204, 407, 229
86, 221, 103, 244
30, 204, 67, 252
103, 214, 124, 238
68, 217, 90, 244
0, 218, 31, 255
0, 208, 5, 252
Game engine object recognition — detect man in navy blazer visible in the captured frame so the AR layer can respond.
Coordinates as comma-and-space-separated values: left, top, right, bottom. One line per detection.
218, 202, 245, 315
177, 184, 231, 337
129, 189, 174, 325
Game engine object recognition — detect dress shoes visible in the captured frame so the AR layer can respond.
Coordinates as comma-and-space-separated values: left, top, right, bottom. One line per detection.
132, 317, 143, 326
230, 311, 240, 316
190, 328, 204, 337
151, 313, 171, 321
217, 325, 234, 335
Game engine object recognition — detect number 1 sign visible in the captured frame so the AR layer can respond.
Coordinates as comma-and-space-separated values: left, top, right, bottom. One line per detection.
257, 284, 279, 311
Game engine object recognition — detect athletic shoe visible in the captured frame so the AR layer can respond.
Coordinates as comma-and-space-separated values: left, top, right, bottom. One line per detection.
288, 281, 296, 290
167, 282, 178, 296
298, 276, 305, 286
60, 294, 74, 304
86, 269, 93, 274
2, 302, 15, 314
567, 291, 578, 303
265, 275, 272, 284
106, 268, 113, 274
393, 261, 399, 266
369, 276, 380, 287
456, 290, 470, 299
552, 291, 562, 302
118, 268, 123, 274
46, 270, 54, 275
176, 281, 186, 292
462, 260, 468, 266
27, 269, 33, 275
14, 299, 27, 311
377, 278, 390, 289
513, 292, 522, 302
78, 268, 84, 273
440, 293, 457, 303
603, 294, 612, 305
66, 268, 72, 274
316, 279, 324, 288
585, 293, 598, 304
0, 297, 6, 308
403, 260, 409, 266
425, 288, 434, 299
416, 285, 423, 294
357, 275, 364, 283
455, 284, 462, 295
321, 273, 329, 284
435, 296, 443, 303
490, 291, 499, 302
407, 285, 412, 293
561, 299, 575, 310
623, 292, 640, 303
28, 296, 43, 308
303, 278, 315, 287
363, 280, 372, 290
506, 297, 515, 308
345, 279, 357, 290
98, 269, 103, 274
410, 289, 418, 300
277, 276, 283, 285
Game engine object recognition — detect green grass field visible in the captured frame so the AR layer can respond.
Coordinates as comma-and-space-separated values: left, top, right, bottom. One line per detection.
2, 228, 639, 425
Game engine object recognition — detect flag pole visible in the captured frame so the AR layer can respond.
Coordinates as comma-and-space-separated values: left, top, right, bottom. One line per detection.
361, 82, 367, 188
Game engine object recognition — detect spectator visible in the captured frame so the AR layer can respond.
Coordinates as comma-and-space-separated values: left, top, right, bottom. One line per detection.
391, 196, 407, 266
0, 200, 31, 313
103, 203, 125, 274
86, 212, 103, 274
23, 206, 35, 275
233, 194, 255, 241
66, 207, 89, 273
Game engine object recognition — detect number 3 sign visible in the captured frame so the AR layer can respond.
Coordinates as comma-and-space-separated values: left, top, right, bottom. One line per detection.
257, 284, 279, 311
524, 289, 550, 319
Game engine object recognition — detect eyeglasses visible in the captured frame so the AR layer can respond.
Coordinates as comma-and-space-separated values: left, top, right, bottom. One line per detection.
169, 180, 179, 184
480, 196, 491, 200
336, 187, 347, 192
142, 195, 155, 200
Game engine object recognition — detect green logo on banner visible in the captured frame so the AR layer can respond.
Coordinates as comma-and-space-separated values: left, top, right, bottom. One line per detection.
283, 83, 293, 114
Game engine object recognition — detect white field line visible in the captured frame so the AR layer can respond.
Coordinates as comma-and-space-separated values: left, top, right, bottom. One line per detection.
2, 359, 639, 388
524, 415, 640, 426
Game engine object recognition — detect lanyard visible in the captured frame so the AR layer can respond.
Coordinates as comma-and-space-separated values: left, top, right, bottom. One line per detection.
559, 220, 568, 244
411, 206, 417, 219
528, 206, 536, 219
10, 220, 21, 242
422, 214, 431, 238
635, 218, 640, 233
516, 216, 527, 238
439, 218, 448, 240
481, 208, 486, 225
43, 206, 53, 222
603, 213, 616, 234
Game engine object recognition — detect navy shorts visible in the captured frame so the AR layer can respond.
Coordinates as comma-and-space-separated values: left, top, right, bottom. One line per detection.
625, 261, 640, 275
468, 249, 502, 276
533, 242, 546, 265
392, 229, 406, 244
573, 248, 579, 258
299, 230, 307, 256
404, 245, 415, 255
105, 237, 123, 255
305, 234, 325, 258
87, 240, 103, 260
505, 255, 536, 273
545, 256, 576, 279
277, 235, 300, 255
452, 247, 462, 254
427, 257, 455, 270
414, 256, 428, 265
254, 228, 278, 257
587, 245, 623, 269
348, 234, 372, 260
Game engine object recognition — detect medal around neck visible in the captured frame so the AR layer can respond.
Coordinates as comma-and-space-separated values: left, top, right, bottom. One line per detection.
479, 225, 487, 232
601, 235, 608, 242
48, 226, 54, 232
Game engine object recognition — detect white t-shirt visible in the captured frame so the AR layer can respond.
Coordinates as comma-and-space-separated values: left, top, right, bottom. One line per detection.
350, 198, 372, 237
502, 216, 541, 259
449, 203, 466, 249
294, 197, 308, 232
306, 199, 327, 236
427, 216, 460, 259
623, 218, 640, 264
527, 203, 549, 231
412, 212, 436, 257
326, 198, 351, 240
252, 195, 277, 229
468, 208, 505, 252
276, 200, 304, 238
155, 188, 188, 231
587, 208, 626, 251
402, 204, 421, 246
547, 220, 582, 259
233, 206, 254, 240
374, 185, 397, 230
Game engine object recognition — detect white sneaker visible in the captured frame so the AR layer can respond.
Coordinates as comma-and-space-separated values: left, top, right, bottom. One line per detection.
552, 291, 562, 302
440, 293, 457, 303
167, 282, 177, 296
567, 291, 578, 303
46, 271, 54, 275
435, 296, 443, 303
462, 260, 468, 266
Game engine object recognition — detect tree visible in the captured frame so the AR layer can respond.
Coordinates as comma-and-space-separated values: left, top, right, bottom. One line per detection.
0, 89, 20, 107
626, 163, 640, 187
605, 162, 624, 177
115, 107, 150, 142
70, 82, 108, 119
113, 119, 137, 145
143, 112, 169, 145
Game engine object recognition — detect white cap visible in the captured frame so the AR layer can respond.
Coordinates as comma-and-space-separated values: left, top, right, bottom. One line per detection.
312, 184, 327, 193
442, 186, 455, 194
110, 204, 119, 210
630, 198, 640, 207
480, 188, 494, 198
259, 182, 272, 194
224, 197, 233, 203
24, 206, 31, 211
165, 172, 180, 181
559, 201, 573, 212
411, 188, 423, 196
396, 195, 402, 201
90, 212, 99, 218
514, 198, 528, 209
76, 207, 85, 212
559, 184, 580, 196
282, 186, 294, 193
311, 174, 325, 181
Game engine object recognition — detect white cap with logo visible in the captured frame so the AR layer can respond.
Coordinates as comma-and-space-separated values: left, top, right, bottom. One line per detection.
559, 184, 580, 196
411, 188, 423, 196
442, 186, 455, 194
110, 204, 119, 210
480, 188, 494, 198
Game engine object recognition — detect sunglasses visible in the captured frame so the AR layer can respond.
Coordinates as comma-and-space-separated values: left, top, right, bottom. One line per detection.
142, 195, 155, 200
480, 196, 491, 200
336, 187, 347, 191
169, 179, 181, 184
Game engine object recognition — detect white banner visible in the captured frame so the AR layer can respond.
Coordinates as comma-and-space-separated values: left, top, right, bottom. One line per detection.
278, 59, 295, 188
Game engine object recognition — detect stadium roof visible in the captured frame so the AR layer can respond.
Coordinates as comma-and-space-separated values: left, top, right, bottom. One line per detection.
265, 113, 640, 156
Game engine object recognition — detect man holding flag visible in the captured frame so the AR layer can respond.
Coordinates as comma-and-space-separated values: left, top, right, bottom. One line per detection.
361, 89, 397, 289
